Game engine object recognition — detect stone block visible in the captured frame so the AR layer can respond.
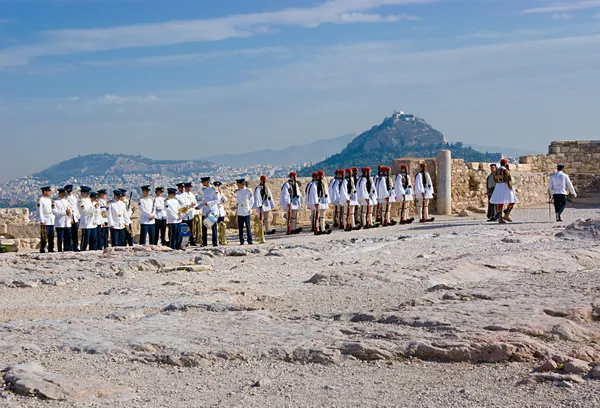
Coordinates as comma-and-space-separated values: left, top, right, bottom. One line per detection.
0, 223, 7, 235
7, 223, 40, 239
0, 238, 18, 252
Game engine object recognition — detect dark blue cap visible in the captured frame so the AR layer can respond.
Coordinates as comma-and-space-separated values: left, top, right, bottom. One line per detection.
141, 185, 151, 191
63, 184, 73, 191
57, 188, 66, 193
97, 189, 107, 195
41, 186, 51, 192
80, 186, 91, 193
113, 189, 123, 196
119, 188, 128, 193
236, 178, 246, 184
90, 191, 98, 198
167, 188, 177, 194
201, 177, 211, 182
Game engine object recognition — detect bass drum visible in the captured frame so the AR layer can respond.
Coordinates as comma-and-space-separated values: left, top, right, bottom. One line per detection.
180, 223, 192, 247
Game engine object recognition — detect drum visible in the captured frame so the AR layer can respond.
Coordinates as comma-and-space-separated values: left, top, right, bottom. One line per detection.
203, 212, 218, 228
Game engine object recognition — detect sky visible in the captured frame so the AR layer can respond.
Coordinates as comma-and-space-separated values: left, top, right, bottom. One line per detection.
1, 0, 600, 182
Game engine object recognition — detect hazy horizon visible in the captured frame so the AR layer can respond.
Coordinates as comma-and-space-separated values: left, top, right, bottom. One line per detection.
2, 0, 599, 182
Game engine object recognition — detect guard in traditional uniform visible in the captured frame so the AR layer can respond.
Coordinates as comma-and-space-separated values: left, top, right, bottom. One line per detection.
108, 190, 127, 247
165, 188, 184, 250
415, 163, 435, 223
374, 165, 384, 223
38, 186, 55, 253
236, 179, 254, 245
53, 188, 72, 252
352, 167, 361, 225
97, 189, 109, 249
394, 164, 415, 224
280, 172, 303, 235
549, 164, 577, 222
79, 186, 97, 251
253, 175, 277, 240
486, 164, 497, 222
315, 170, 331, 235
340, 168, 359, 231
138, 185, 157, 245
329, 170, 342, 228
490, 159, 519, 223
200, 177, 220, 247
154, 187, 168, 246
377, 166, 397, 226
307, 173, 318, 232
357, 167, 378, 229
119, 189, 134, 246
64, 184, 80, 251
214, 181, 228, 245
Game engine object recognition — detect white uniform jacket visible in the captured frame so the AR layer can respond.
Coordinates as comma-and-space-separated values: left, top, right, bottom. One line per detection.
201, 186, 220, 216
328, 178, 341, 205
549, 172, 577, 196
253, 184, 276, 212
79, 197, 96, 229
394, 173, 413, 201
38, 196, 55, 226
138, 197, 157, 225
377, 175, 396, 203
280, 180, 302, 210
155, 197, 167, 221
53, 198, 71, 228
357, 176, 378, 205
339, 178, 358, 207
107, 200, 127, 230
414, 171, 434, 200
67, 194, 80, 222
165, 198, 182, 224
236, 188, 254, 217
97, 199, 109, 226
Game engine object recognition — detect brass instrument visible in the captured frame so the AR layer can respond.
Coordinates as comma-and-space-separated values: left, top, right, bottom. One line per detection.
258, 210, 266, 243
178, 205, 191, 214
218, 222, 228, 245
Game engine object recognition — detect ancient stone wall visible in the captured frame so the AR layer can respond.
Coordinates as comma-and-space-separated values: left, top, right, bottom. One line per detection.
0, 208, 40, 252
520, 140, 600, 195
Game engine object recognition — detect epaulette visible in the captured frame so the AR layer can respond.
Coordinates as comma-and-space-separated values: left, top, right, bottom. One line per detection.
78, 199, 83, 203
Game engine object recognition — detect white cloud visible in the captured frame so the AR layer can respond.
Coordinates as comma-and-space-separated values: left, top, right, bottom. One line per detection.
552, 13, 574, 19
95, 94, 160, 105
80, 46, 290, 67
521, 0, 600, 14
0, 0, 429, 69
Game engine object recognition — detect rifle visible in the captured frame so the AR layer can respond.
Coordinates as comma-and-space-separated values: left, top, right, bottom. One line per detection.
422, 193, 426, 222
258, 210, 266, 243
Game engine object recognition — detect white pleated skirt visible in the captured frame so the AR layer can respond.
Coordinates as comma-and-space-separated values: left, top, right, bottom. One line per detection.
490, 183, 519, 204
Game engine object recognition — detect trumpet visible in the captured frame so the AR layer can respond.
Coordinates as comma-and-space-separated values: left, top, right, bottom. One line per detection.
178, 205, 191, 214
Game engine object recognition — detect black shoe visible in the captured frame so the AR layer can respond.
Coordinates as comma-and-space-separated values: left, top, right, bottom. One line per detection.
177, 248, 186, 251
353, 226, 361, 231
48, 250, 55, 253
487, 218, 496, 222
39, 250, 46, 253
295, 228, 303, 234
189, 243, 197, 247
426, 217, 435, 223
325, 224, 330, 230
407, 218, 415, 224
389, 220, 398, 226
326, 230, 332, 235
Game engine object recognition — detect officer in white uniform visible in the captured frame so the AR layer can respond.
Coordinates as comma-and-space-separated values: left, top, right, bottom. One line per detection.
138, 185, 157, 245
64, 184, 80, 252
236, 179, 254, 245
154, 187, 168, 246
200, 177, 220, 247
97, 189, 109, 249
165, 187, 184, 250
79, 186, 97, 251
53, 188, 72, 252
38, 186, 56, 253
119, 188, 134, 246
108, 190, 127, 247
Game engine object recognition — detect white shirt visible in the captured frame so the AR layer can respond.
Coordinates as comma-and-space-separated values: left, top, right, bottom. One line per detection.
79, 197, 96, 229
414, 171, 434, 200
165, 197, 182, 224
305, 181, 319, 206
138, 196, 157, 225
107, 200, 127, 230
201, 186, 220, 216
98, 198, 109, 226
217, 191, 227, 217
328, 178, 341, 205
377, 175, 396, 202
236, 188, 254, 216
253, 184, 275, 211
549, 171, 577, 196
38, 196, 55, 226
395, 173, 413, 201
155, 196, 167, 220
53, 197, 72, 228
67, 193, 80, 222
357, 176, 377, 205
280, 180, 302, 209
339, 178, 358, 206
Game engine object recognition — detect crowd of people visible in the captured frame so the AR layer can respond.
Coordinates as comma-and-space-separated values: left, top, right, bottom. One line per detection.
34, 160, 576, 253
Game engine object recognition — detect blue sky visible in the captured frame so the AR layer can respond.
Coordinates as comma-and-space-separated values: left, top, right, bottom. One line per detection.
1, 0, 600, 181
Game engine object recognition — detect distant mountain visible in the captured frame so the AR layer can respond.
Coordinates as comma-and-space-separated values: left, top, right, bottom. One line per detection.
466, 144, 540, 158
300, 111, 500, 175
204, 133, 356, 167
33, 154, 218, 184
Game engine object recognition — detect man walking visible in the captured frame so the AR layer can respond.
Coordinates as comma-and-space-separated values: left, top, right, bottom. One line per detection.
490, 159, 519, 224
486, 164, 497, 222
549, 164, 577, 222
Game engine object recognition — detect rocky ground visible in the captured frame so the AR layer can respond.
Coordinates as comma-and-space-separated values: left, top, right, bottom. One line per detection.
1, 206, 600, 407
